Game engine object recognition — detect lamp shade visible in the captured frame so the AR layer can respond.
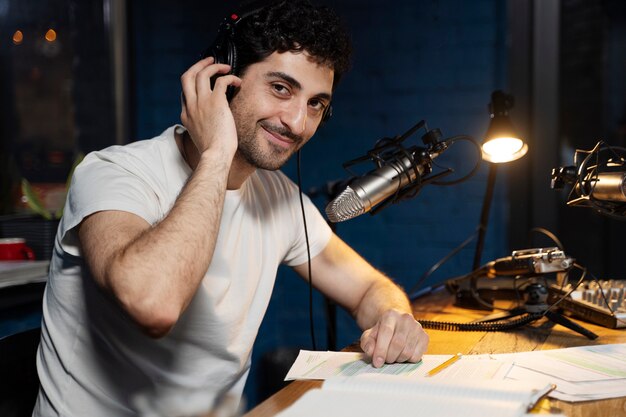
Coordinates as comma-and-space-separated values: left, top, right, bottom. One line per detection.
481, 91, 528, 163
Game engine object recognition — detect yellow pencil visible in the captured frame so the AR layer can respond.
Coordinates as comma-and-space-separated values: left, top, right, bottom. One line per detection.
427, 353, 462, 377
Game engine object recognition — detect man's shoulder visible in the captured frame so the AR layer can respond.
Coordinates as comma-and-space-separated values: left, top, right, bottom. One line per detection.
81, 126, 177, 170
99, 125, 177, 156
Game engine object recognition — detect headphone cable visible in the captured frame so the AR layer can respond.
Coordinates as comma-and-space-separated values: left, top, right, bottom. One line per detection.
296, 150, 317, 350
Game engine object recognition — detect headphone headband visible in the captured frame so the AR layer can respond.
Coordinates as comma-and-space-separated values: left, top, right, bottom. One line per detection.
206, 1, 333, 124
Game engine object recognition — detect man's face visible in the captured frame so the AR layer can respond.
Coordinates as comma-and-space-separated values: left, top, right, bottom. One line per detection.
229, 51, 334, 170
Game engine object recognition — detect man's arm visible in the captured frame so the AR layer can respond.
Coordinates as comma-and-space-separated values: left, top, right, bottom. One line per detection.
79, 58, 241, 338
292, 234, 429, 367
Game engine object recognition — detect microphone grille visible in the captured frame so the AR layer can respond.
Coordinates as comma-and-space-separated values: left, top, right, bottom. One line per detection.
325, 186, 365, 223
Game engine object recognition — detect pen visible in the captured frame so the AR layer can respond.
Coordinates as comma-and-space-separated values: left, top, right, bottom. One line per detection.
527, 383, 557, 413
427, 353, 462, 377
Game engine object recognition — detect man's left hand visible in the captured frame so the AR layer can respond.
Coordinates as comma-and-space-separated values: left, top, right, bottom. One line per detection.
360, 309, 429, 368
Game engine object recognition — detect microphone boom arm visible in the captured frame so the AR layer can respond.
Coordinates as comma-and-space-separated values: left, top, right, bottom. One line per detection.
325, 119, 480, 222
343, 122, 451, 206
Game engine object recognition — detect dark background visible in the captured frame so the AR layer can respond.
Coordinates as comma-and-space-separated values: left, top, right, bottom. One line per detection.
1, 0, 625, 411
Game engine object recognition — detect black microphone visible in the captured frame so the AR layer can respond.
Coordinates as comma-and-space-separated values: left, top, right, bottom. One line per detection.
325, 145, 447, 222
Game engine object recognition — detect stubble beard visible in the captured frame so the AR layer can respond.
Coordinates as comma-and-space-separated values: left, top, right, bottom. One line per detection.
236, 127, 296, 171
232, 105, 305, 171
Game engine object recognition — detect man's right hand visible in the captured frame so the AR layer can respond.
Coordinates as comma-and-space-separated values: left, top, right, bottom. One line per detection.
180, 56, 242, 160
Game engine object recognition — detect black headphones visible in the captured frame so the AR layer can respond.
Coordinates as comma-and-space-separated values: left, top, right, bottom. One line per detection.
205, 2, 333, 125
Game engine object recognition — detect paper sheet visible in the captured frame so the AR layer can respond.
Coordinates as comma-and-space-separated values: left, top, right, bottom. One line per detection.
285, 350, 513, 381
509, 343, 626, 381
276, 374, 556, 417
499, 344, 626, 402
284, 343, 626, 402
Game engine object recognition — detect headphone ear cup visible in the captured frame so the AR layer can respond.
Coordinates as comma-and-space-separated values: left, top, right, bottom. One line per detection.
206, 28, 238, 100
223, 38, 237, 101
212, 36, 237, 71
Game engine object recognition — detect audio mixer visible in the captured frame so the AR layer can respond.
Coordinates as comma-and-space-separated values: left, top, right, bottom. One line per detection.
548, 280, 626, 329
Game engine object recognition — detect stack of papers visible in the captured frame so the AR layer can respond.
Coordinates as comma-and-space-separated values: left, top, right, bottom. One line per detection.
501, 344, 626, 402
281, 352, 556, 417
276, 374, 555, 417
285, 350, 513, 381
285, 343, 626, 403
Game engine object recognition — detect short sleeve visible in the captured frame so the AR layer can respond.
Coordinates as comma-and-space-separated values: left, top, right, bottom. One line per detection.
58, 152, 162, 257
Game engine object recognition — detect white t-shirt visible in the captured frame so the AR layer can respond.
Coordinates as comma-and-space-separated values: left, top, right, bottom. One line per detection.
34, 125, 332, 417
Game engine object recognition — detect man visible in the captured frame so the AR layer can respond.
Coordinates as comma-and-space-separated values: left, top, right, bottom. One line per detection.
34, 1, 429, 416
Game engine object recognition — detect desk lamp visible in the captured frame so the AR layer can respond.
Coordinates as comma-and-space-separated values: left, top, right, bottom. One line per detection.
455, 90, 528, 308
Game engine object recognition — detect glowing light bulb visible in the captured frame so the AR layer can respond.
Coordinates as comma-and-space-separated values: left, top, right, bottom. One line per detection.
12, 30, 24, 45
482, 137, 528, 163
45, 28, 57, 42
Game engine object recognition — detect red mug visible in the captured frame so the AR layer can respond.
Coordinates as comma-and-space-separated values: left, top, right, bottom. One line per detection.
0, 238, 36, 261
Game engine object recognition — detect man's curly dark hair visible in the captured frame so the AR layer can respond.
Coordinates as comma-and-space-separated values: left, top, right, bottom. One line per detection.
233, 0, 353, 90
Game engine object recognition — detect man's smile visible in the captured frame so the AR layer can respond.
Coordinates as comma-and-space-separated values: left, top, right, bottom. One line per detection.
259, 122, 302, 149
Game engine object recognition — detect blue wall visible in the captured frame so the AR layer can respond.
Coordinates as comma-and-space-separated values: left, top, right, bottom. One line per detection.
130, 0, 511, 408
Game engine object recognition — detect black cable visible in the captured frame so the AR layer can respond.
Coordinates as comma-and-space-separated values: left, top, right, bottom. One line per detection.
590, 271, 611, 310
419, 313, 541, 332
408, 230, 477, 296
296, 150, 316, 351
474, 265, 579, 316
542, 263, 586, 315
421, 269, 581, 334
431, 135, 482, 186
586, 270, 626, 326
527, 227, 564, 250
421, 242, 599, 336
407, 135, 484, 297
468, 269, 510, 311
545, 265, 626, 327
406, 136, 482, 298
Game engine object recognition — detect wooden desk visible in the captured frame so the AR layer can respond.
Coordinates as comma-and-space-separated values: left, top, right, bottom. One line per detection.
245, 287, 626, 417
